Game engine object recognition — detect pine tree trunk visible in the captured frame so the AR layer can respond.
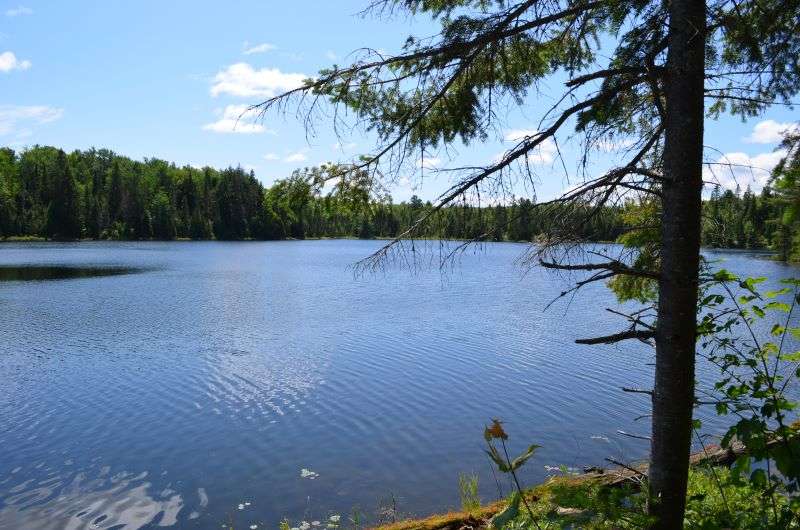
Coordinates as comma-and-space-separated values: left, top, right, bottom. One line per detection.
648, 0, 706, 528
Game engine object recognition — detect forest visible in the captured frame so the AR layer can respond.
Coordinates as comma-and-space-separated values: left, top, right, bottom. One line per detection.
0, 145, 793, 257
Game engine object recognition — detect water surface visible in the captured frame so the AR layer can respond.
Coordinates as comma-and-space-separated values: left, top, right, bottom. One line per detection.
0, 241, 790, 529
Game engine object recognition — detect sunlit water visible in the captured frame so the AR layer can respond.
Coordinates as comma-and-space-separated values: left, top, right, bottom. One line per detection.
0, 241, 792, 529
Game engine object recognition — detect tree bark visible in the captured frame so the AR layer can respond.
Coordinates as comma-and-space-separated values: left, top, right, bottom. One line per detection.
648, 0, 706, 528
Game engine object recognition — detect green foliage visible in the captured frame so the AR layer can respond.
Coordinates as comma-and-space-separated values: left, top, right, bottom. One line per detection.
487, 467, 799, 529
44, 150, 81, 240
697, 272, 800, 526
457, 473, 480, 515
682, 468, 798, 529
5, 142, 800, 253
483, 420, 542, 530
0, 146, 629, 243
608, 199, 660, 303
489, 491, 520, 529
703, 184, 775, 251
766, 132, 800, 260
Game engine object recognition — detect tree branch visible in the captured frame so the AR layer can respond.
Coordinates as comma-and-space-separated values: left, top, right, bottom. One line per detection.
576, 330, 656, 345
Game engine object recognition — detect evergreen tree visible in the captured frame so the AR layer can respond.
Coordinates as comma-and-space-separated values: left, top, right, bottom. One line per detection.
45, 150, 81, 240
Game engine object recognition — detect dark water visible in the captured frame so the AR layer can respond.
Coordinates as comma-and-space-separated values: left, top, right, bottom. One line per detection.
0, 265, 143, 282
0, 241, 791, 530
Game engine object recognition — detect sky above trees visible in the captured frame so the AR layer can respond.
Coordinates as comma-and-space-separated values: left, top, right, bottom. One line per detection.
0, 0, 796, 201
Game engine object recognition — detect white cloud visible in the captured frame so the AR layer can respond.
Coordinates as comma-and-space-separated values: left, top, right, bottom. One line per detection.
499, 128, 557, 165
325, 50, 339, 61
0, 51, 31, 72
704, 150, 786, 192
243, 42, 276, 55
0, 105, 63, 135
284, 151, 307, 163
210, 63, 307, 98
202, 104, 270, 134
744, 120, 799, 144
263, 153, 280, 160
332, 141, 357, 151
504, 129, 537, 143
420, 156, 441, 169
5, 6, 32, 16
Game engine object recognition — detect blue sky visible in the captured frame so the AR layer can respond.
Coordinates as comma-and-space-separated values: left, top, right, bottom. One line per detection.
1, 1, 797, 202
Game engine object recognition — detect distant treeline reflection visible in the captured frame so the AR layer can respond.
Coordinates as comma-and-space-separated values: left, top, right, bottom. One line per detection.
0, 265, 141, 282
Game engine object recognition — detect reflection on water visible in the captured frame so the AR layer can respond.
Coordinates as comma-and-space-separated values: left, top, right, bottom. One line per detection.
0, 265, 143, 282
0, 462, 188, 530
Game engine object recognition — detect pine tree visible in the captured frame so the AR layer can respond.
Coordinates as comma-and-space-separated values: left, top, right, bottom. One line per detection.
44, 150, 81, 240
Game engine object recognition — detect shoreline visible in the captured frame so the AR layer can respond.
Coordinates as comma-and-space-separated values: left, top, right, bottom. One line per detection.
0, 236, 780, 255
370, 437, 783, 530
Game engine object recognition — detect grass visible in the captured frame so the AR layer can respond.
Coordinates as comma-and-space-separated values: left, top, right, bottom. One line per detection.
371, 468, 799, 530
458, 473, 481, 516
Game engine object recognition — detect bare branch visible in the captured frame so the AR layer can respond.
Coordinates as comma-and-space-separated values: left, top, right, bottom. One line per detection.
575, 330, 656, 345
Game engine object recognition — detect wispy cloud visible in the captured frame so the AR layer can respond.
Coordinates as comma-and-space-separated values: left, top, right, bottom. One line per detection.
496, 128, 558, 165
0, 105, 63, 135
5, 6, 33, 17
325, 50, 338, 61
332, 141, 357, 151
211, 63, 307, 98
0, 51, 31, 72
419, 156, 441, 169
704, 150, 786, 192
243, 42, 276, 55
202, 104, 271, 134
263, 153, 280, 161
744, 119, 799, 144
593, 136, 635, 153
284, 151, 307, 163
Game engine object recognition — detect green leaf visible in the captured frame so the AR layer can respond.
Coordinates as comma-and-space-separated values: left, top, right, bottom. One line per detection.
781, 351, 800, 362
510, 444, 541, 471
750, 468, 767, 489
764, 301, 790, 313
741, 277, 766, 291
765, 287, 791, 298
772, 440, 800, 482
713, 269, 738, 282
485, 447, 510, 473
731, 455, 751, 483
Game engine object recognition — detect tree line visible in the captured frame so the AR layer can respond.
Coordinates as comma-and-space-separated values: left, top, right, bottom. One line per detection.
0, 145, 622, 243
3, 144, 799, 258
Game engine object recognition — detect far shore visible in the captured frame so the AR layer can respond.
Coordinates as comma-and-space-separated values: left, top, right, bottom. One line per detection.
0, 235, 781, 256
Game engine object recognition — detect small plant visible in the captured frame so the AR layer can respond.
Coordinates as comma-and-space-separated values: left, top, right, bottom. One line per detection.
458, 473, 480, 515
348, 507, 363, 530
376, 493, 399, 525
483, 419, 542, 530
698, 272, 800, 528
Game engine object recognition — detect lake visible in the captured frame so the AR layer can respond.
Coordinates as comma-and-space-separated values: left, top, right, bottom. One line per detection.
0, 241, 791, 529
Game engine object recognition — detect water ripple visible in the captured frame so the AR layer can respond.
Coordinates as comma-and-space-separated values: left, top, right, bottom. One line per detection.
1, 241, 792, 528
